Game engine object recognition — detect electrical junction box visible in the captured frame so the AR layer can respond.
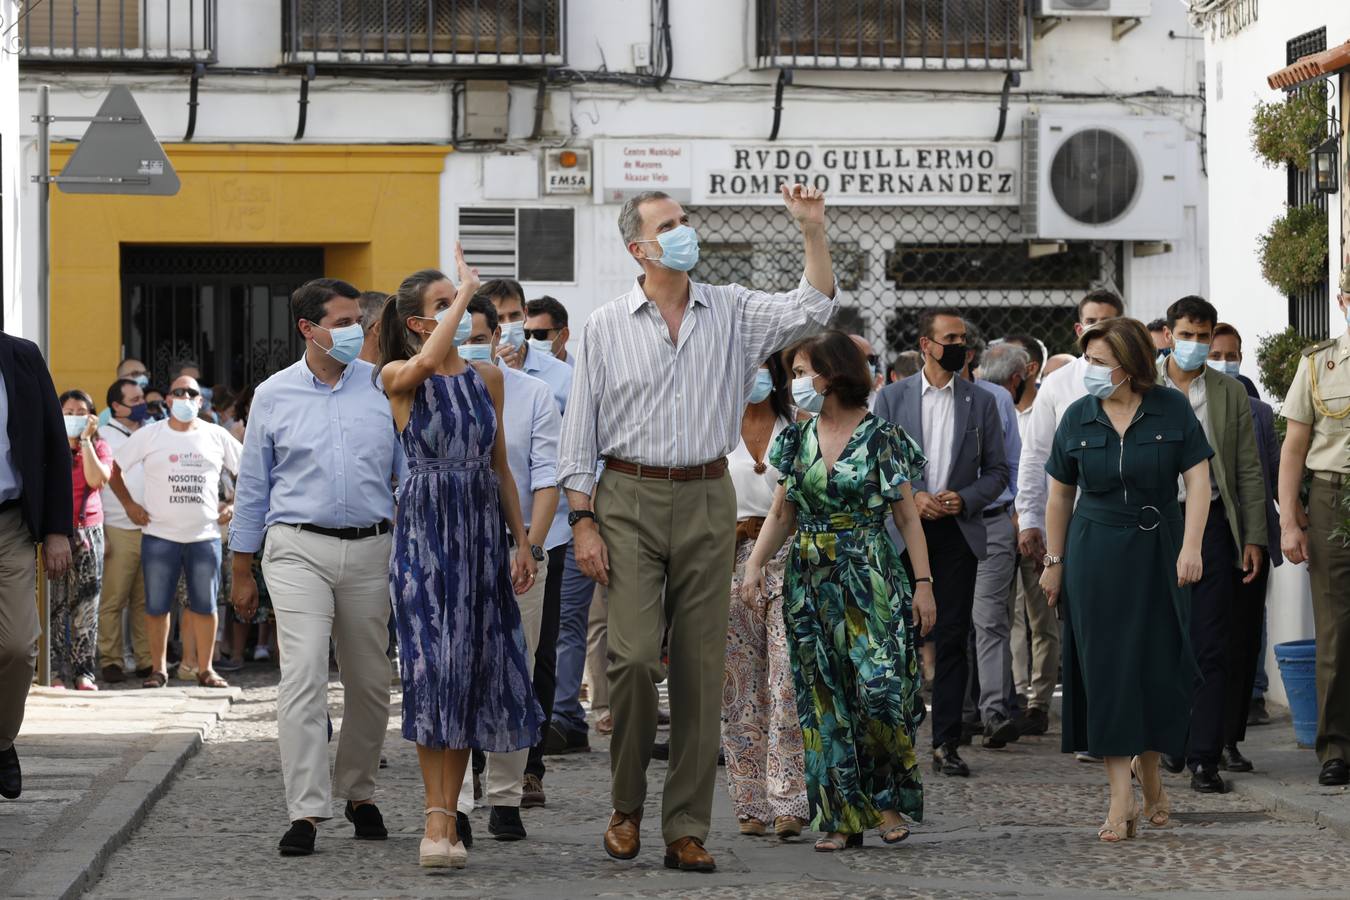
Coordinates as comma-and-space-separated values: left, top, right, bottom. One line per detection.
462, 81, 510, 142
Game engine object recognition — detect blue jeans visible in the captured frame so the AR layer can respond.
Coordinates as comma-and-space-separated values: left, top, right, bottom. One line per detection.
141, 534, 221, 616
551, 542, 596, 734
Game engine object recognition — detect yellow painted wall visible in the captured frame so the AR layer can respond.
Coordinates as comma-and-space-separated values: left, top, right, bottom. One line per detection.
49, 143, 449, 393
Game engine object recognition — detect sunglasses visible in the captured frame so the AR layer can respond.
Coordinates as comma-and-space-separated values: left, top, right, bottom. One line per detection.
169, 387, 201, 399
523, 328, 557, 341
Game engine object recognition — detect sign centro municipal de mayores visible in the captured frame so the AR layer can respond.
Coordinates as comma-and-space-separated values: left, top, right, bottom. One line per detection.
594, 139, 1019, 207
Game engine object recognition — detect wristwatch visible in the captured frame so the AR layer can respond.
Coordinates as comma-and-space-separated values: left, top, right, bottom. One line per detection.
530, 544, 545, 562
567, 509, 596, 528
913, 576, 934, 586
1042, 554, 1064, 567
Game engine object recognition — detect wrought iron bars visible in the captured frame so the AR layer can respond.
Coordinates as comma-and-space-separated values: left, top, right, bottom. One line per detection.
19, 1, 216, 65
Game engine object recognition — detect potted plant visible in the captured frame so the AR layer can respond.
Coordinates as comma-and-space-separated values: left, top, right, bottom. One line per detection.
1250, 85, 1329, 170
1258, 204, 1329, 298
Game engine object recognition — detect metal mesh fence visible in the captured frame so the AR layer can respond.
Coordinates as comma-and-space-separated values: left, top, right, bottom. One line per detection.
690, 204, 1123, 364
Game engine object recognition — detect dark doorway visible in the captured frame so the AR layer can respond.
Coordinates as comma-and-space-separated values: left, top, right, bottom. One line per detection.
121, 246, 325, 392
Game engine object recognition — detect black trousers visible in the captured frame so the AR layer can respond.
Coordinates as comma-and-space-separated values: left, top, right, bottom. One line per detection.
923, 517, 979, 749
1224, 563, 1269, 746
1185, 498, 1237, 770
523, 544, 567, 781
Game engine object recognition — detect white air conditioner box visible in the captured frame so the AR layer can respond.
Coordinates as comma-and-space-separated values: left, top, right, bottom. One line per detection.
1019, 114, 1183, 241
1035, 0, 1152, 17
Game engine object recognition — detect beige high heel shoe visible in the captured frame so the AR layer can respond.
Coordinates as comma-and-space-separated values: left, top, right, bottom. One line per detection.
1098, 800, 1139, 843
420, 807, 454, 868
1131, 756, 1171, 827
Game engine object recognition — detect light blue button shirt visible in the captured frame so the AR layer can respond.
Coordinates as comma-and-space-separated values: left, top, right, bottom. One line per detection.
975, 378, 1021, 506
519, 345, 573, 415
0, 367, 18, 504
500, 367, 569, 550
229, 356, 402, 554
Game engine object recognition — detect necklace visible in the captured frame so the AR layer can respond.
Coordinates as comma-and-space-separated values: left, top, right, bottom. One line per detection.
742, 411, 776, 474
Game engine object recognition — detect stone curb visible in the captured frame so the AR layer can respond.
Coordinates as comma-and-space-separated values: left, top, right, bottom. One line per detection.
1226, 773, 1350, 843
6, 690, 240, 900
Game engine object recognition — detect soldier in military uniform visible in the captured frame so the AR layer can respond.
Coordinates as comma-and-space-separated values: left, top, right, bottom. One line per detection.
1279, 262, 1350, 787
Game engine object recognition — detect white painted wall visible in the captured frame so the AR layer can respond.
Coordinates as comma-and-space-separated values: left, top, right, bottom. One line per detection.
1, 1, 20, 337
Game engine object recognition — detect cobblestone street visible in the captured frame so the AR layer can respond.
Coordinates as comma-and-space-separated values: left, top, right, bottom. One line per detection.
72, 666, 1350, 900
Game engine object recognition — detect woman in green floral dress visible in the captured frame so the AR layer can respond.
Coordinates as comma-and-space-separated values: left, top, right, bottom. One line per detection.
744, 330, 937, 852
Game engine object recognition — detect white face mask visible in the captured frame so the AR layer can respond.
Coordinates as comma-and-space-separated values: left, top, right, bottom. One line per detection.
527, 337, 555, 358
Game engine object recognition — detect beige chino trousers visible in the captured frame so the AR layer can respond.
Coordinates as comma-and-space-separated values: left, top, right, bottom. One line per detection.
263, 524, 392, 822
0, 508, 39, 751
98, 525, 150, 672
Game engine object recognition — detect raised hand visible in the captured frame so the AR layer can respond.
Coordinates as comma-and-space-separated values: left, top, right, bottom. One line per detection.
454, 241, 480, 297
781, 182, 826, 228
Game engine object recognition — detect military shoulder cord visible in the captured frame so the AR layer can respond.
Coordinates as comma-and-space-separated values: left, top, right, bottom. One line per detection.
1309, 354, 1350, 420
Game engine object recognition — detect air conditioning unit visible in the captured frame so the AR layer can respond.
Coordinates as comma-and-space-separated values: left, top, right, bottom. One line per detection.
1035, 0, 1152, 17
1020, 114, 1183, 241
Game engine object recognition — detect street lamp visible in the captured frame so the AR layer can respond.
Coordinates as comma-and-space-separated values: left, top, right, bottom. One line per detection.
1310, 136, 1340, 196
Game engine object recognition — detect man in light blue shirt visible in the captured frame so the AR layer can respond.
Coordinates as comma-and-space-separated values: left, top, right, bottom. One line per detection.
228, 278, 400, 858
967, 341, 1027, 748
454, 296, 565, 842
481, 279, 573, 414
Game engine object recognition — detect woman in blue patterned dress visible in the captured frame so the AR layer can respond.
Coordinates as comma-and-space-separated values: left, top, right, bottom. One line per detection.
378, 244, 542, 869
743, 330, 936, 852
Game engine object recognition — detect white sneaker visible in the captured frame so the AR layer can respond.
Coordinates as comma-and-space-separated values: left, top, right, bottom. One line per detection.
253, 646, 271, 662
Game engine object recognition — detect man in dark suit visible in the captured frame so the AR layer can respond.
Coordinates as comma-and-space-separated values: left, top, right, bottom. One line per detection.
0, 332, 73, 800
874, 308, 1010, 777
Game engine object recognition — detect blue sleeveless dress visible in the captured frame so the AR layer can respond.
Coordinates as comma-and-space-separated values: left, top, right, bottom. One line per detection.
391, 366, 543, 751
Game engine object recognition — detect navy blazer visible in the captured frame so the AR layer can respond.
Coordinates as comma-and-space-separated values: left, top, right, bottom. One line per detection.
0, 333, 73, 542
1250, 396, 1282, 568
872, 372, 1010, 560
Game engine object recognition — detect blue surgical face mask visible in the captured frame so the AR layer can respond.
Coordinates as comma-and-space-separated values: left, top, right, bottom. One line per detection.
501, 321, 526, 351
1206, 359, 1241, 378
748, 369, 774, 405
433, 307, 473, 346
527, 337, 555, 358
170, 398, 198, 423
1083, 363, 1124, 400
1171, 339, 1210, 372
313, 321, 364, 365
639, 225, 700, 272
63, 415, 87, 439
792, 374, 824, 413
459, 343, 492, 362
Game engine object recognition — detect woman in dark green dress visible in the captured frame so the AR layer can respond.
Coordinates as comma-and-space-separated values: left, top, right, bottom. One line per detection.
1040, 317, 1212, 844
743, 331, 936, 852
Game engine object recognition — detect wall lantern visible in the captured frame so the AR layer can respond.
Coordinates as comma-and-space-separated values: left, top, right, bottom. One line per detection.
1311, 136, 1340, 196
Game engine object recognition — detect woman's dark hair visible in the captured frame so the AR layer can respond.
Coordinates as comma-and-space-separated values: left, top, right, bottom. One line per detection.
377, 269, 450, 373
59, 389, 96, 414
1078, 317, 1158, 392
788, 329, 873, 409
764, 350, 793, 422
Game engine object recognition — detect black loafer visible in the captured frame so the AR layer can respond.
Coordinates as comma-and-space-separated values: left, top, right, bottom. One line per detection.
279, 819, 316, 856
344, 801, 387, 840
1220, 744, 1253, 773
652, 741, 670, 761
1161, 753, 1187, 774
456, 811, 475, 849
488, 805, 527, 841
0, 745, 21, 799
982, 713, 1020, 748
101, 664, 125, 684
932, 743, 970, 777
1190, 767, 1227, 794
542, 722, 590, 755
1018, 707, 1050, 736
1319, 759, 1350, 786
1247, 697, 1271, 727
133, 666, 153, 679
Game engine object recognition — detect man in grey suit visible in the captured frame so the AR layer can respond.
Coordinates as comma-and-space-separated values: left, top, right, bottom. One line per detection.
873, 308, 1010, 778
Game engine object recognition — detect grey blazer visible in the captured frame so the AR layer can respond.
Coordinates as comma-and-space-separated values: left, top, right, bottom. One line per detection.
872, 373, 1011, 561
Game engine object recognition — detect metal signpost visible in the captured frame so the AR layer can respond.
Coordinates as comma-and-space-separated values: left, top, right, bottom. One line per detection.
30, 84, 179, 685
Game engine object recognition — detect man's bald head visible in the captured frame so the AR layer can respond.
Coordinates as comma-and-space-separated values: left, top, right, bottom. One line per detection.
1042, 354, 1076, 379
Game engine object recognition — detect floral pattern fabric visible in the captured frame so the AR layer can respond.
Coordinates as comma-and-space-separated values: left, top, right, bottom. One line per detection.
769, 413, 926, 834
50, 524, 104, 683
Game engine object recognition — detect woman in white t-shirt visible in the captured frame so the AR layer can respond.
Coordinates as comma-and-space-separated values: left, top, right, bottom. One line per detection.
720, 352, 810, 840
109, 380, 243, 689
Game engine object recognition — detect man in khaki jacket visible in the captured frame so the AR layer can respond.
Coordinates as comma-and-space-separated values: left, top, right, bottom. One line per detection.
1156, 295, 1267, 793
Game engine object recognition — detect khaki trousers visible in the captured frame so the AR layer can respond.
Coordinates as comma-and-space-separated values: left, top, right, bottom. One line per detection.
0, 508, 39, 751
597, 469, 736, 845
263, 525, 392, 821
1011, 553, 1060, 712
458, 551, 549, 813
98, 526, 150, 671
1308, 478, 1350, 764
584, 584, 609, 713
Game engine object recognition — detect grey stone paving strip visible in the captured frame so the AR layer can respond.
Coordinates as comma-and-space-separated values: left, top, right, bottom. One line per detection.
3, 687, 239, 900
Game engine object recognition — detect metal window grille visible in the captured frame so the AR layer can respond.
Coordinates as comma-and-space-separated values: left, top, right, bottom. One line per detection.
19, 1, 217, 65
121, 247, 325, 391
695, 205, 1122, 361
756, 0, 1028, 71
1285, 27, 1331, 340
283, 0, 564, 67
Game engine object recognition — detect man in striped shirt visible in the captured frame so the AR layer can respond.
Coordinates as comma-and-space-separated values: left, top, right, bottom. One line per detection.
557, 184, 839, 872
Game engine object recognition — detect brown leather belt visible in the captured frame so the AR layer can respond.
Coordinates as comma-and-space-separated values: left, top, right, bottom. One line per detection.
735, 517, 765, 543
1312, 471, 1347, 488
604, 456, 728, 481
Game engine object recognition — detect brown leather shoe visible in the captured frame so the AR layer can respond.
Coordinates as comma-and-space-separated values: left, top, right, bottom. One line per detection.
664, 836, 716, 872
603, 810, 641, 860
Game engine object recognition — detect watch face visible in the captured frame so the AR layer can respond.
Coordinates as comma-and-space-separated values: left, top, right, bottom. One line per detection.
531, 545, 545, 562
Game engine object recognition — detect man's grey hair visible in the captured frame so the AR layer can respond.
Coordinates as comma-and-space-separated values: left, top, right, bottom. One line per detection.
978, 342, 1031, 387
618, 191, 671, 245
358, 291, 389, 331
